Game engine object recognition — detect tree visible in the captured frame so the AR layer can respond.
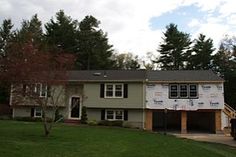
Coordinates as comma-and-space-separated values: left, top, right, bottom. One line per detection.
212, 36, 236, 109
77, 15, 114, 70
16, 14, 43, 44
156, 23, 191, 70
44, 10, 78, 53
0, 19, 14, 104
0, 39, 74, 137
0, 19, 14, 57
113, 52, 140, 70
187, 34, 215, 70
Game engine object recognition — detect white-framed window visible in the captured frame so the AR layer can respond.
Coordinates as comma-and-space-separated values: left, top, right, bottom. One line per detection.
105, 110, 124, 120
35, 83, 48, 97
105, 84, 123, 98
34, 107, 42, 118
169, 84, 198, 99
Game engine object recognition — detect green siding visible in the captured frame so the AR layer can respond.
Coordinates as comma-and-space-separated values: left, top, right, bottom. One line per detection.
83, 83, 144, 109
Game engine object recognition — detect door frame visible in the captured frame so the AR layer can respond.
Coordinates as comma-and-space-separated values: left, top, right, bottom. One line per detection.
68, 95, 82, 120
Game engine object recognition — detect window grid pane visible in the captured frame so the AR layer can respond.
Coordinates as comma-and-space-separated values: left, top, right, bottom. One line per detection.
106, 110, 114, 120
180, 85, 188, 98
170, 85, 178, 98
106, 85, 113, 97
115, 110, 123, 120
189, 85, 197, 97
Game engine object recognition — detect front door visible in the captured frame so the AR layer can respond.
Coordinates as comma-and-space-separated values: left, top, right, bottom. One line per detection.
70, 97, 80, 119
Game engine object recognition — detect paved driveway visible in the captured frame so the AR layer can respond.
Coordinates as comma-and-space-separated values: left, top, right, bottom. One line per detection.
172, 133, 236, 147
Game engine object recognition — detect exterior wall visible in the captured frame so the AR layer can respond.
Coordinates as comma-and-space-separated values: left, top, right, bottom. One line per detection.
87, 108, 144, 128
12, 106, 66, 118
11, 85, 66, 107
146, 83, 224, 110
83, 83, 144, 109
13, 107, 31, 117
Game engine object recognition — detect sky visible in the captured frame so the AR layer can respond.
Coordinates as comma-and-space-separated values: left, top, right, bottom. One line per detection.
0, 0, 236, 58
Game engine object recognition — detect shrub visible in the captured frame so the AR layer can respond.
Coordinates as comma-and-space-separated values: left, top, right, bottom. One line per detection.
54, 109, 64, 122
122, 121, 132, 128
80, 106, 88, 124
14, 117, 42, 122
98, 120, 123, 127
87, 120, 97, 126
0, 115, 12, 120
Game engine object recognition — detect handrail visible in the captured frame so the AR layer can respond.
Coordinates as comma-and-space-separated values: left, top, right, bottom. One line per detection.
224, 103, 236, 118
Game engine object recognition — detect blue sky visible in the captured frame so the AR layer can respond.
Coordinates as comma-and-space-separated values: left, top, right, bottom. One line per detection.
0, 0, 236, 57
149, 5, 206, 33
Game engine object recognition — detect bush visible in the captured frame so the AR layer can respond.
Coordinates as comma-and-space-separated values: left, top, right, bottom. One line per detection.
54, 109, 64, 122
87, 120, 97, 126
122, 122, 132, 128
81, 106, 88, 124
14, 117, 42, 122
0, 115, 12, 120
98, 120, 123, 127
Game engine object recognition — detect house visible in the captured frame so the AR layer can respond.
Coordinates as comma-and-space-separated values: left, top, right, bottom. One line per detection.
10, 70, 228, 133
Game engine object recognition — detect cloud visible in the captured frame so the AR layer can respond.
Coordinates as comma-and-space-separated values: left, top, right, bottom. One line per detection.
0, 0, 236, 56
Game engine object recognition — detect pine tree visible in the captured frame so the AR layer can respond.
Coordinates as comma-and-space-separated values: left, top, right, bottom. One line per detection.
16, 14, 43, 44
77, 16, 114, 70
0, 19, 14, 57
189, 34, 215, 70
44, 10, 78, 53
156, 23, 191, 70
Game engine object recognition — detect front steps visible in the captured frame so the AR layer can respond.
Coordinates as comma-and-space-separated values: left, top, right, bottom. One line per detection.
64, 119, 80, 124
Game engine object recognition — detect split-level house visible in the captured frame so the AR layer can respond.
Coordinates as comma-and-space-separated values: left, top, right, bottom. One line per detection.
10, 70, 226, 133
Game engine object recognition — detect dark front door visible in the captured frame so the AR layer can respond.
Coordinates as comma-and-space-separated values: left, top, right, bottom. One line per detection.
70, 97, 80, 118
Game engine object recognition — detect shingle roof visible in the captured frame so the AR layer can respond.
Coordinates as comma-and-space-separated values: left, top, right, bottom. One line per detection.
67, 70, 146, 82
147, 70, 224, 82
67, 70, 223, 82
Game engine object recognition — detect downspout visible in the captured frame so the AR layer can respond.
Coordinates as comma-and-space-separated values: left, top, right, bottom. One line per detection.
142, 81, 146, 129
142, 70, 148, 129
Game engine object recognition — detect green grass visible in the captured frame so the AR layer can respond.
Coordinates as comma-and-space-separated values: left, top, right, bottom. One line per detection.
0, 120, 235, 157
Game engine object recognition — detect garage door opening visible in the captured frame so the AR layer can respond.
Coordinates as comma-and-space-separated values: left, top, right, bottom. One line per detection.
153, 110, 181, 132
187, 111, 215, 133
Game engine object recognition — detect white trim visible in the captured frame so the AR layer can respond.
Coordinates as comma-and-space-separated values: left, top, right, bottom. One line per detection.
105, 109, 124, 121
104, 83, 124, 98
34, 107, 42, 118
68, 95, 82, 120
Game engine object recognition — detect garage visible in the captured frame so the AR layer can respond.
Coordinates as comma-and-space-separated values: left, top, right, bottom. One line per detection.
151, 110, 217, 133
153, 110, 181, 131
187, 111, 215, 133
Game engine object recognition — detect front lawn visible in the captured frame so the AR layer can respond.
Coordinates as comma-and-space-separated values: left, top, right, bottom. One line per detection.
0, 120, 235, 157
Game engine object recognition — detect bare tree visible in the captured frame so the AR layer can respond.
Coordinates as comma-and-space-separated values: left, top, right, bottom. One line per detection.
1, 39, 74, 136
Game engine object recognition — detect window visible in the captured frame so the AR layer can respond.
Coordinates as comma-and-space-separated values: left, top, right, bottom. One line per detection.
106, 110, 124, 120
180, 84, 188, 98
105, 84, 123, 98
189, 84, 197, 98
169, 84, 198, 99
170, 84, 178, 98
34, 83, 48, 97
106, 85, 113, 97
34, 108, 42, 117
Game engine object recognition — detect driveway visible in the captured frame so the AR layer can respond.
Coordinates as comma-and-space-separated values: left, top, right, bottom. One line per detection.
172, 133, 236, 147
